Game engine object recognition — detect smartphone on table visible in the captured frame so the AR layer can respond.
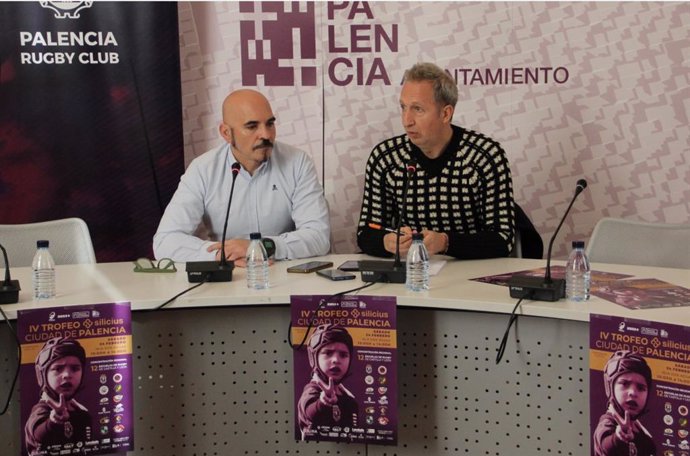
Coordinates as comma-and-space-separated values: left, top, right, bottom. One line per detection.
316, 269, 356, 281
286, 261, 333, 273
337, 260, 360, 272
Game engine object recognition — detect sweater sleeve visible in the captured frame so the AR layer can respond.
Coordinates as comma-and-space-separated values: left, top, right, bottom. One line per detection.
356, 145, 397, 257
445, 134, 515, 259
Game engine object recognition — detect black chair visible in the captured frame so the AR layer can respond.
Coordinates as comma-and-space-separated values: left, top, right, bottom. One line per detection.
512, 204, 543, 259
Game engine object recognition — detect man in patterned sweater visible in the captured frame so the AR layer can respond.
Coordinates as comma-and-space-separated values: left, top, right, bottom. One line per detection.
357, 62, 515, 259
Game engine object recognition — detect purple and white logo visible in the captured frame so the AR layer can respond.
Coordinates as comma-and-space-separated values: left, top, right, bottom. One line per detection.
239, 2, 397, 87
239, 2, 317, 86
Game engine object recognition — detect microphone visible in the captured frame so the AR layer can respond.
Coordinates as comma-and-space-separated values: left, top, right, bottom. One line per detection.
0, 243, 21, 304
508, 179, 588, 301
219, 162, 241, 266
360, 159, 417, 284
186, 161, 241, 283
394, 160, 417, 266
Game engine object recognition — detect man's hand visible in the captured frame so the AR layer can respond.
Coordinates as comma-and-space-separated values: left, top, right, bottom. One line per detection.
384, 227, 413, 255
207, 239, 250, 267
421, 229, 449, 255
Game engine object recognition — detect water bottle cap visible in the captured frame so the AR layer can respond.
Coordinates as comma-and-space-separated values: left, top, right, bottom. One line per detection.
572, 240, 585, 249
249, 232, 262, 240
412, 232, 424, 241
37, 240, 49, 248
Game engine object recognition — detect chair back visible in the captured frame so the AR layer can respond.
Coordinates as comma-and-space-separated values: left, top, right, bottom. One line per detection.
0, 218, 97, 267
511, 204, 544, 259
586, 217, 690, 268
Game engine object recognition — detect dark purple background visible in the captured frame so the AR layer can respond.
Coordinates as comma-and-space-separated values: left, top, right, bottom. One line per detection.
0, 2, 183, 261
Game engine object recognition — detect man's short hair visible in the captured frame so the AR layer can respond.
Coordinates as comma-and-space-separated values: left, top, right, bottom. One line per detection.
404, 62, 458, 109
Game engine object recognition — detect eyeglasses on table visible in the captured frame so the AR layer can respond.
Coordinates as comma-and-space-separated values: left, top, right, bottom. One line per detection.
132, 258, 177, 273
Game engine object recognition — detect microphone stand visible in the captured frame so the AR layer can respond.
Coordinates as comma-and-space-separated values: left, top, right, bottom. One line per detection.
393, 165, 414, 268
185, 162, 241, 283
508, 179, 588, 301
360, 160, 416, 283
219, 163, 241, 267
544, 183, 585, 285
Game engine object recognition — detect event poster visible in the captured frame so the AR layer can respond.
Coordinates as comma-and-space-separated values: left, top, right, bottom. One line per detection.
590, 314, 690, 456
471, 266, 632, 287
18, 302, 133, 456
591, 279, 690, 310
291, 295, 397, 445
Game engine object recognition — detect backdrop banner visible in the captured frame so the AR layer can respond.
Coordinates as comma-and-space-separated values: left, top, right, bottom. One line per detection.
0, 2, 183, 261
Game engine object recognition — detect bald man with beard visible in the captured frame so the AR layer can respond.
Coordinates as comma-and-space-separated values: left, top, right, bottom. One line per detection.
154, 89, 330, 265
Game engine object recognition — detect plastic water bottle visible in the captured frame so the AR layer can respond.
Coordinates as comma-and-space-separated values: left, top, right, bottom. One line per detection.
565, 240, 590, 301
32, 240, 56, 299
246, 232, 269, 289
405, 232, 429, 291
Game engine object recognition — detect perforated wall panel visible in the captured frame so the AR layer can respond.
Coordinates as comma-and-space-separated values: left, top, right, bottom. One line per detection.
0, 305, 589, 455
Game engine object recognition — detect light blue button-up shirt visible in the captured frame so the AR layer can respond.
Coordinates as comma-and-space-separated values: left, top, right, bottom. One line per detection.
153, 142, 330, 261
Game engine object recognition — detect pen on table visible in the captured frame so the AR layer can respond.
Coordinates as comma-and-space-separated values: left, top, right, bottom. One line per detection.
368, 223, 398, 234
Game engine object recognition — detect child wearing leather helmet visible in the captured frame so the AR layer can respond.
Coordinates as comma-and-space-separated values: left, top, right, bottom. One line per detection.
593, 350, 656, 456
297, 324, 358, 439
24, 337, 92, 456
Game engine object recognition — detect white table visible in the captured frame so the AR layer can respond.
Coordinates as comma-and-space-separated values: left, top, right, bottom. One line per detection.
1, 255, 688, 455
2, 255, 688, 322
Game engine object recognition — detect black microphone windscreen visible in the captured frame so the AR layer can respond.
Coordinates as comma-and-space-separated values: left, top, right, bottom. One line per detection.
406, 160, 417, 175
576, 179, 588, 193
231, 162, 241, 175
